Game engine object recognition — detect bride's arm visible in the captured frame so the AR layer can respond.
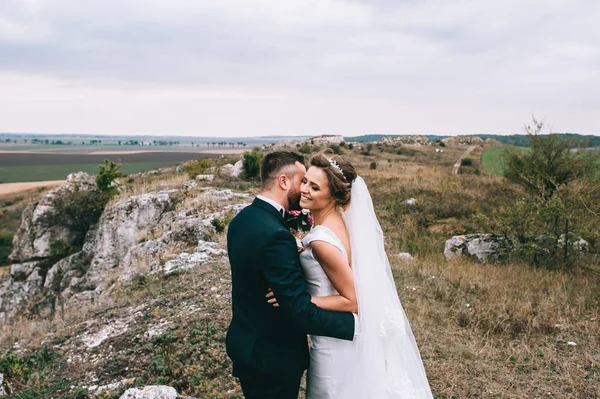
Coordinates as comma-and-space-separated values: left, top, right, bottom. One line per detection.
309, 240, 357, 313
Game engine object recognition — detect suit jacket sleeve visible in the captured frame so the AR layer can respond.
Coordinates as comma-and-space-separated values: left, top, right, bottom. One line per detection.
260, 229, 355, 341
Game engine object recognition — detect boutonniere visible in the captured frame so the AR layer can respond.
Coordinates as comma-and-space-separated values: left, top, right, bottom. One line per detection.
285, 209, 314, 253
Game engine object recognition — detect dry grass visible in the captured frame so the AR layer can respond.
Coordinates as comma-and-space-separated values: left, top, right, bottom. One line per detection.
0, 144, 598, 398
392, 256, 600, 398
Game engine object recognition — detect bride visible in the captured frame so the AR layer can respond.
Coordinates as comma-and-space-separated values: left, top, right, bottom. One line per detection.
268, 151, 433, 398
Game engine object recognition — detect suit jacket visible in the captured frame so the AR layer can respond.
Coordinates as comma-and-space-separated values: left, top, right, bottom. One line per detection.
226, 197, 355, 379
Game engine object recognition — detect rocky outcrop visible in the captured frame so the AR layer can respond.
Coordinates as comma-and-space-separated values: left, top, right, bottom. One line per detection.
377, 135, 432, 146
444, 234, 513, 262
1, 176, 250, 323
441, 136, 485, 147
9, 172, 98, 262
269, 135, 345, 151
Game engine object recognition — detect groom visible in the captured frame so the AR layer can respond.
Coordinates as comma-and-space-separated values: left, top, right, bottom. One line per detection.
226, 151, 356, 399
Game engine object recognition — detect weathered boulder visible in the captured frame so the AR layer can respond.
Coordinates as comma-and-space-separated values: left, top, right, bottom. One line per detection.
0, 372, 6, 396
0, 261, 47, 322
231, 160, 243, 177
444, 234, 512, 262
195, 174, 214, 182
9, 172, 98, 262
119, 386, 178, 399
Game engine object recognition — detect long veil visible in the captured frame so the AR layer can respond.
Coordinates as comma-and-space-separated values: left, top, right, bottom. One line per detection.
339, 176, 433, 398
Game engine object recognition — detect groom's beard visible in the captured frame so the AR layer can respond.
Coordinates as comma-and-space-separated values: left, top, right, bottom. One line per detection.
287, 187, 302, 211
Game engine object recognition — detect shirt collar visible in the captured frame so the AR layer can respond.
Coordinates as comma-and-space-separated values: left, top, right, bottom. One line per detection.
256, 195, 285, 216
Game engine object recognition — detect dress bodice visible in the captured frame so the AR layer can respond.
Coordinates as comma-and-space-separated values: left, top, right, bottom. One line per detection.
299, 225, 348, 297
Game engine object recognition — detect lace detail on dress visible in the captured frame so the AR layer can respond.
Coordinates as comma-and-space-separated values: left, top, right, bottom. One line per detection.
388, 372, 431, 398
380, 307, 406, 338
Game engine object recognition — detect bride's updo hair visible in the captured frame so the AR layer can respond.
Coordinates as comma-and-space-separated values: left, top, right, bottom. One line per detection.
310, 150, 357, 208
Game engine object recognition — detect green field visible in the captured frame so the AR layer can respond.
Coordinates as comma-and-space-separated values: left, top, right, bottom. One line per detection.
482, 146, 600, 176
480, 146, 507, 176
0, 162, 179, 183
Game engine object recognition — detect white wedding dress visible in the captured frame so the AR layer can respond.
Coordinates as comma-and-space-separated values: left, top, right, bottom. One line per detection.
300, 225, 355, 398
299, 176, 434, 399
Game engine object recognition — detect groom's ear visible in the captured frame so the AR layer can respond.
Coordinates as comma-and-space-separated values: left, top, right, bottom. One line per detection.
277, 174, 290, 191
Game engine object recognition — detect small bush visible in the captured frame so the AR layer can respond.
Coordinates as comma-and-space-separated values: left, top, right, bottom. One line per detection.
242, 150, 263, 180
40, 188, 108, 248
298, 143, 311, 154
348, 143, 354, 150
461, 157, 473, 166
330, 144, 342, 154
370, 162, 377, 170
183, 158, 215, 179
0, 230, 12, 266
360, 150, 372, 156
212, 211, 235, 233
96, 159, 122, 196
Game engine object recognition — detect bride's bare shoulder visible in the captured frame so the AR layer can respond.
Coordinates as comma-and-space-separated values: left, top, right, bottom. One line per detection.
322, 214, 351, 255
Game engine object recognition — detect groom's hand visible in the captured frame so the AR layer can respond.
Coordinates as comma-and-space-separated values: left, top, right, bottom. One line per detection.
266, 288, 280, 308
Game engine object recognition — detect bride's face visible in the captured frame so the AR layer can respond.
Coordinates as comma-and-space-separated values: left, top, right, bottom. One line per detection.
300, 166, 334, 211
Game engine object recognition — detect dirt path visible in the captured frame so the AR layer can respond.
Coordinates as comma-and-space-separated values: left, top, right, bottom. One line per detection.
452, 146, 476, 175
0, 180, 65, 196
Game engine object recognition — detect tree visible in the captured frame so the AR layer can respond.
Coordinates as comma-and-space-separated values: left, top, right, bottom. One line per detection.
96, 159, 122, 196
242, 150, 263, 180
503, 119, 597, 201
499, 118, 600, 268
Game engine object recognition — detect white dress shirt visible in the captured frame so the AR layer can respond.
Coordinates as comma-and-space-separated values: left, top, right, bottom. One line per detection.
256, 194, 285, 216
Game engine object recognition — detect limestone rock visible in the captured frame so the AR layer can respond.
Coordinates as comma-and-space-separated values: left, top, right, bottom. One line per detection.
195, 174, 214, 182
396, 252, 414, 261
444, 234, 512, 262
377, 135, 432, 146
0, 372, 6, 396
441, 136, 484, 147
0, 261, 46, 322
161, 240, 226, 274
9, 172, 98, 262
119, 385, 178, 399
231, 160, 243, 177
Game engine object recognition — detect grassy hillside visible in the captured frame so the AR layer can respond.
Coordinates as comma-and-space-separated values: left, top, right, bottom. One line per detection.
1, 145, 598, 398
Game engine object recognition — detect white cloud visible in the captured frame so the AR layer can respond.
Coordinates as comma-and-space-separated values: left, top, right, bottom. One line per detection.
0, 0, 598, 136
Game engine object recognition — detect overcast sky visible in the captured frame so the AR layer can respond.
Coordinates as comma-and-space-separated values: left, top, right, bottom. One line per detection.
0, 0, 598, 137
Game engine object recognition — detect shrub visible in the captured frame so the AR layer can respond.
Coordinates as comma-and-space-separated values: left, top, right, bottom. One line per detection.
370, 162, 377, 170
461, 157, 473, 166
298, 143, 311, 154
0, 230, 12, 266
242, 150, 263, 180
212, 210, 235, 233
96, 159, 122, 196
183, 158, 214, 179
40, 188, 108, 248
360, 150, 372, 156
348, 143, 354, 150
330, 144, 342, 154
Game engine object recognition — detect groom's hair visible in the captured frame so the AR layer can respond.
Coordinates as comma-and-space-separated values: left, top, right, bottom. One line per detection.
261, 151, 305, 189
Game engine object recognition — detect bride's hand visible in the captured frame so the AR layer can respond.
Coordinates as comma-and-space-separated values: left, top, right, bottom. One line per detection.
266, 288, 279, 308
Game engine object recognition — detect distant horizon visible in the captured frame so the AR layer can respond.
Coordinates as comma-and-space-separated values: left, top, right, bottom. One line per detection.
1, 131, 599, 139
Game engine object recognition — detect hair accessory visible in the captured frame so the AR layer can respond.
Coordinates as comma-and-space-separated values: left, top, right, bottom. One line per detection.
329, 159, 347, 181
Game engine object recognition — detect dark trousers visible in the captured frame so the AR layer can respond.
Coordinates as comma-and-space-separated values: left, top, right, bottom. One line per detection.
235, 363, 302, 399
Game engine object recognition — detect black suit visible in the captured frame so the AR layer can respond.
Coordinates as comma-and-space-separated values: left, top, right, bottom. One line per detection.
226, 197, 355, 399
